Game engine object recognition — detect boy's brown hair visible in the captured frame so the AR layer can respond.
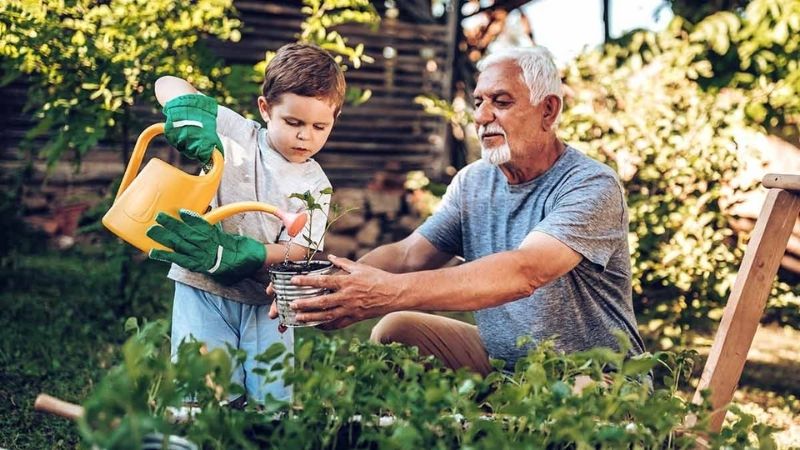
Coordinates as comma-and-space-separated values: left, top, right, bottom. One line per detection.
261, 43, 346, 116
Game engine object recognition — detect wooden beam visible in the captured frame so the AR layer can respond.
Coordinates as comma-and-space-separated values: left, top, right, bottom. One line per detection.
763, 173, 800, 192
692, 187, 800, 432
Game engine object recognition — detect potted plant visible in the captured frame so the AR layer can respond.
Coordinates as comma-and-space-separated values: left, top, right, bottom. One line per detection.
271, 188, 356, 327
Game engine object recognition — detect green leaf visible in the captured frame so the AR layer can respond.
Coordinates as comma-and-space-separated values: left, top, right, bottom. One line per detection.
621, 356, 657, 376
255, 342, 287, 364
123, 317, 139, 334
296, 340, 314, 364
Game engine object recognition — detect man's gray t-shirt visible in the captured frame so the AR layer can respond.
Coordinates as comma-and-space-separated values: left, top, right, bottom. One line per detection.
418, 147, 645, 365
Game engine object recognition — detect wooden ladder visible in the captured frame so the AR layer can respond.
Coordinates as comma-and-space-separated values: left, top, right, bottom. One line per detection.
692, 173, 800, 432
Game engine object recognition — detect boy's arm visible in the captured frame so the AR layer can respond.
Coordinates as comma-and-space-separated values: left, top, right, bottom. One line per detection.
154, 76, 199, 106
153, 76, 222, 164
250, 241, 310, 283
266, 241, 308, 265
147, 209, 309, 286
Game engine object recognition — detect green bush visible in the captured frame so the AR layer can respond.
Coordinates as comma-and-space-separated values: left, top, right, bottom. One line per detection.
0, 0, 241, 166
79, 321, 776, 449
687, 0, 800, 135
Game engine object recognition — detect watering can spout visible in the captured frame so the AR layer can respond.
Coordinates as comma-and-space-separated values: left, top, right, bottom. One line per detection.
202, 203, 308, 238
276, 210, 308, 238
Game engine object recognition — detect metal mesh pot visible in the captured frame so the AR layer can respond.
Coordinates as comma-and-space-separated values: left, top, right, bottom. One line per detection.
270, 260, 333, 327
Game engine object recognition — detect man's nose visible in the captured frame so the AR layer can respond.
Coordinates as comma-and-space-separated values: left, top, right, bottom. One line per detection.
474, 103, 494, 126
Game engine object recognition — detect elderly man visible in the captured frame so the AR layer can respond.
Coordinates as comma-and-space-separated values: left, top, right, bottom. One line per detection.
272, 46, 646, 374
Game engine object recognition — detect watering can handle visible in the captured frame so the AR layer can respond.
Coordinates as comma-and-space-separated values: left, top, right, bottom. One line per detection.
114, 123, 224, 201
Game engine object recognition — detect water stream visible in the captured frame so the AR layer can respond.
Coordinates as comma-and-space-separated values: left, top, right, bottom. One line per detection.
283, 241, 294, 266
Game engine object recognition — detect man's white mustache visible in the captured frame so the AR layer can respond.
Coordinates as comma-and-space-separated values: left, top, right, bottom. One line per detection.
479, 126, 506, 139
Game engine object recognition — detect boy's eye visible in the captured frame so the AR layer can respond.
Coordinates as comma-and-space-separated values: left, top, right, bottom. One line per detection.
313, 125, 327, 131
285, 119, 301, 126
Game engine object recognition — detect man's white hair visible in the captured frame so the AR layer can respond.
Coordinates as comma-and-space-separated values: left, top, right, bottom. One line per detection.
477, 46, 563, 126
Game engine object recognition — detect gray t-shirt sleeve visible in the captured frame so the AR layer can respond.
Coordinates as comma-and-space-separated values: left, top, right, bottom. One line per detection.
216, 105, 256, 147
532, 172, 626, 270
417, 171, 463, 256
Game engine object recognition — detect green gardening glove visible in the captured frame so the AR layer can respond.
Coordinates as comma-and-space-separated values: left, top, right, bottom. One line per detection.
163, 94, 224, 165
146, 209, 266, 286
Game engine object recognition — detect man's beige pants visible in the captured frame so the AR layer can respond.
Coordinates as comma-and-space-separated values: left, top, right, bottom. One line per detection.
370, 311, 493, 376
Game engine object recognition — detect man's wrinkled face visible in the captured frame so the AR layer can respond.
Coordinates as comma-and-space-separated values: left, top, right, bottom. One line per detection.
473, 60, 548, 166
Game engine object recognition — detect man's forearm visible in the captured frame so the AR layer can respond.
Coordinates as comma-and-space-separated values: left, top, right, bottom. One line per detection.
357, 232, 454, 274
394, 250, 539, 312
393, 231, 582, 312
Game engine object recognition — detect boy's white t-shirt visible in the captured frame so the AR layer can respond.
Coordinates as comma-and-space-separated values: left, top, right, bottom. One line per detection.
167, 105, 332, 305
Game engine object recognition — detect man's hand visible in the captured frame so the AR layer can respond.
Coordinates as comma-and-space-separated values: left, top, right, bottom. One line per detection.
287, 255, 401, 329
147, 209, 266, 285
266, 276, 355, 330
163, 94, 224, 165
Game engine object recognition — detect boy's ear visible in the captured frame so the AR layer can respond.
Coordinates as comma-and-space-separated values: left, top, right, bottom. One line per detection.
257, 96, 271, 122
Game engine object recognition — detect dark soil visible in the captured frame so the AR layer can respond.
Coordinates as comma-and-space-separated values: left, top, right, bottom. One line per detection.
270, 260, 332, 273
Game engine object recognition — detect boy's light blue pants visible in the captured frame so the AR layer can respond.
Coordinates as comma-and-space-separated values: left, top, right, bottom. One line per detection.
171, 282, 293, 403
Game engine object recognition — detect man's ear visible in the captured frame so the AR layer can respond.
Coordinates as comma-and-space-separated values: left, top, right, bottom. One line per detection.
257, 96, 271, 123
541, 95, 562, 130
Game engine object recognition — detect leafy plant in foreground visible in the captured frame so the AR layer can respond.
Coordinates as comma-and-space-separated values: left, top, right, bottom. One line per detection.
80, 321, 777, 449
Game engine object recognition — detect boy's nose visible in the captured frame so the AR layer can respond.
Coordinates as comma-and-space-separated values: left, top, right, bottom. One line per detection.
296, 129, 309, 140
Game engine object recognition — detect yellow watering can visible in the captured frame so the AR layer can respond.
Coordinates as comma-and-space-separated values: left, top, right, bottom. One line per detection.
102, 123, 307, 253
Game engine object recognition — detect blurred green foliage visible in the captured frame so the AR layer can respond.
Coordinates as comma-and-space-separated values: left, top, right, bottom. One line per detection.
664, 0, 751, 25
79, 321, 777, 449
685, 0, 800, 136
298, 0, 378, 69
0, 0, 240, 167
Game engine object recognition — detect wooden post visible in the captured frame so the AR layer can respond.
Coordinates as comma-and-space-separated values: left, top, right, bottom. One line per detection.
692, 174, 800, 432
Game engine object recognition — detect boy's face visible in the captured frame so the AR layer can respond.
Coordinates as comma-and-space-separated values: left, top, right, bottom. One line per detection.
258, 93, 337, 164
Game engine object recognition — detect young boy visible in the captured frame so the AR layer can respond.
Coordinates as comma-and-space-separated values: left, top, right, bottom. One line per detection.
147, 43, 344, 405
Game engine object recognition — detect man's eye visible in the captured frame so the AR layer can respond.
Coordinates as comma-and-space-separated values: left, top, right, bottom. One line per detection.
495, 101, 511, 107
474, 101, 482, 108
